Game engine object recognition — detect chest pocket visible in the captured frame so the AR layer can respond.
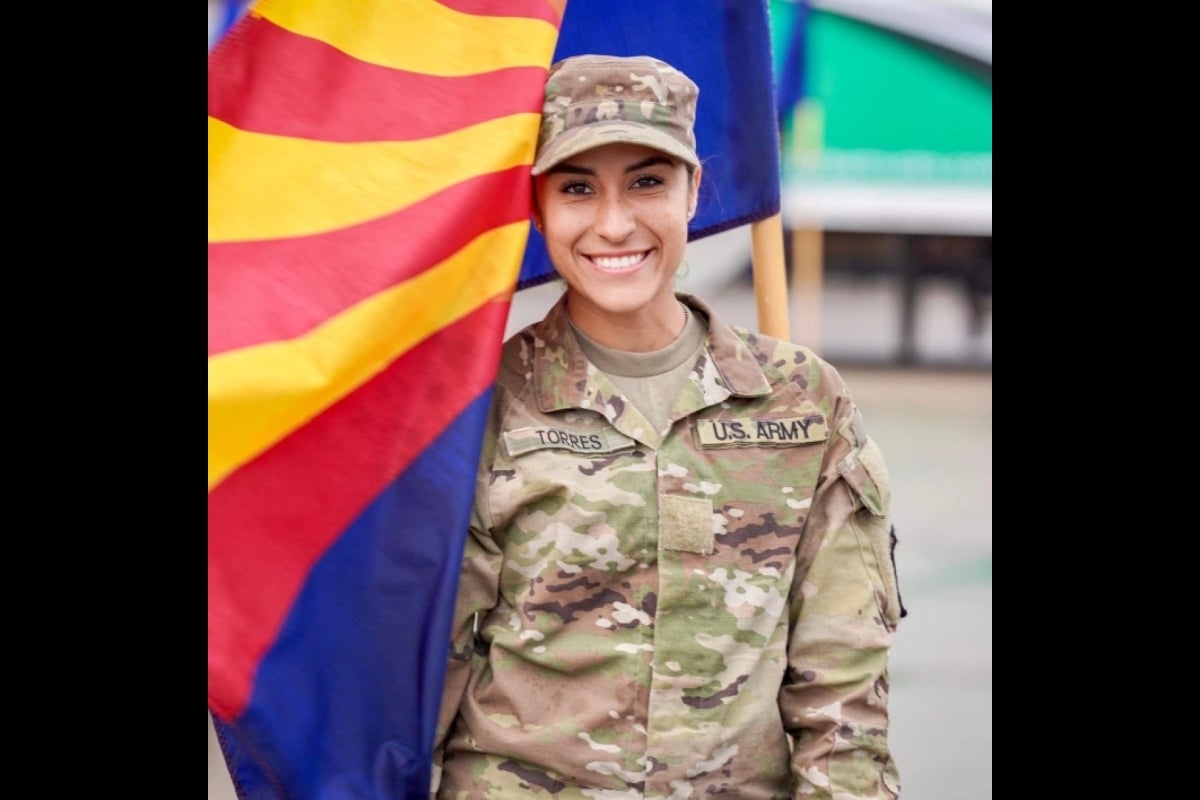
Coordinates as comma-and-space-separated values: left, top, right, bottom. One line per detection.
497, 423, 649, 572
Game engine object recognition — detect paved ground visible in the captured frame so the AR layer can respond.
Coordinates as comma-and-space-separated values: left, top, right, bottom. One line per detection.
210, 271, 992, 799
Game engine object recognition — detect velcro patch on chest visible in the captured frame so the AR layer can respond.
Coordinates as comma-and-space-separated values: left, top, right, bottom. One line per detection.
660, 494, 714, 554
693, 415, 829, 448
503, 426, 637, 457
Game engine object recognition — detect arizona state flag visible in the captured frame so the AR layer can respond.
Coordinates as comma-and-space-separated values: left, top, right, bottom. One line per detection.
208, 1, 563, 797
209, 1, 781, 798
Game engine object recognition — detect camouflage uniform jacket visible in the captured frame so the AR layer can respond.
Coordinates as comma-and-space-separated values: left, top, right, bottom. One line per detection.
434, 293, 903, 799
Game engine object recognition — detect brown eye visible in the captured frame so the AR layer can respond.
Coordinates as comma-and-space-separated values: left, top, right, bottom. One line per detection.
561, 181, 593, 195
630, 174, 666, 190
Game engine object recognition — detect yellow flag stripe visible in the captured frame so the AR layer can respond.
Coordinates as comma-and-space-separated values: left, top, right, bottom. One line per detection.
207, 221, 528, 489
257, 0, 558, 76
208, 112, 539, 242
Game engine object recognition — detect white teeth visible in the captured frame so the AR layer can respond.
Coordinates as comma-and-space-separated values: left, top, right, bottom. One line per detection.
592, 253, 644, 270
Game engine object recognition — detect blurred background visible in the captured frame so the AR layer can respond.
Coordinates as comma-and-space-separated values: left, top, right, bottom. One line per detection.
209, 0, 991, 796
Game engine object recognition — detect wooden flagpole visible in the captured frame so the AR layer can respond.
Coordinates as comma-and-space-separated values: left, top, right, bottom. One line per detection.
750, 212, 791, 341
789, 225, 822, 353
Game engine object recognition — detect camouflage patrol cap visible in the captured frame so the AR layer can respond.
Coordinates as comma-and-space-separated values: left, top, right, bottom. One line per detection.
532, 54, 700, 176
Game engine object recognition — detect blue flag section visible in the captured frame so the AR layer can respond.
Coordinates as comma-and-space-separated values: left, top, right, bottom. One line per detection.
517, 0, 782, 289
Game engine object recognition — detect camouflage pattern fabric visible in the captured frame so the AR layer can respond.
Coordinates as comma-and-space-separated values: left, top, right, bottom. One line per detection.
532, 54, 700, 176
433, 293, 903, 799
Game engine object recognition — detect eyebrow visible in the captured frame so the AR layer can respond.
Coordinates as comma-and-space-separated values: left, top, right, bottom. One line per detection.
545, 155, 676, 177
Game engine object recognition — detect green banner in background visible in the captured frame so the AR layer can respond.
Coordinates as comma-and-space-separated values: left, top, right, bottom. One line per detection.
769, 0, 991, 232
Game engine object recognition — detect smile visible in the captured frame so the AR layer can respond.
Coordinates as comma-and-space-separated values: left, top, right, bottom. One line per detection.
589, 252, 649, 270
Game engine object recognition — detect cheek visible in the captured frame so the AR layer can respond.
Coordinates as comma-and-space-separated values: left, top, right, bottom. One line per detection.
541, 207, 583, 244
661, 203, 693, 242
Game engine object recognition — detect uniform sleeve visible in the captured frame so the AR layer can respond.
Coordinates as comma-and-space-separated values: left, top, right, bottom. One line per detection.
429, 422, 504, 795
781, 398, 904, 800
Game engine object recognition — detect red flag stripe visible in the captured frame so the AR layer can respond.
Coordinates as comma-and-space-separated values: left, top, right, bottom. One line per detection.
208, 17, 548, 143
438, 0, 563, 26
208, 298, 510, 719
207, 165, 531, 356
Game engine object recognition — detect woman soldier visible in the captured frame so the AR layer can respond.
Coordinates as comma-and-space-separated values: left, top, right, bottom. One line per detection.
433, 54, 904, 800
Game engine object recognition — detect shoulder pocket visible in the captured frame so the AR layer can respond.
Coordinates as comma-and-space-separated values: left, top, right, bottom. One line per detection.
839, 434, 905, 629
837, 435, 890, 516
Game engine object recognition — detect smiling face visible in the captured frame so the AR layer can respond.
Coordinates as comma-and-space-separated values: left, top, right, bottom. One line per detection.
533, 142, 701, 350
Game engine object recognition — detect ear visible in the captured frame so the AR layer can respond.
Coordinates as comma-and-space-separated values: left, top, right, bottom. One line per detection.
688, 166, 703, 219
530, 192, 543, 232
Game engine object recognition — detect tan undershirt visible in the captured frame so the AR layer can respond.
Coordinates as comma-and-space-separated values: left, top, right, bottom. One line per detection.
569, 304, 707, 436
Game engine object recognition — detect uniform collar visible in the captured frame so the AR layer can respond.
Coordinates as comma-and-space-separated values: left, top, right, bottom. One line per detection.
530, 292, 771, 415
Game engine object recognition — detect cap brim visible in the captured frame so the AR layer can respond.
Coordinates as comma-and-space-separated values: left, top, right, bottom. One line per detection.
532, 121, 700, 176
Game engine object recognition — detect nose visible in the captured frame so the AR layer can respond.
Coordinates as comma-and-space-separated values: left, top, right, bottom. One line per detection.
592, 193, 636, 242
